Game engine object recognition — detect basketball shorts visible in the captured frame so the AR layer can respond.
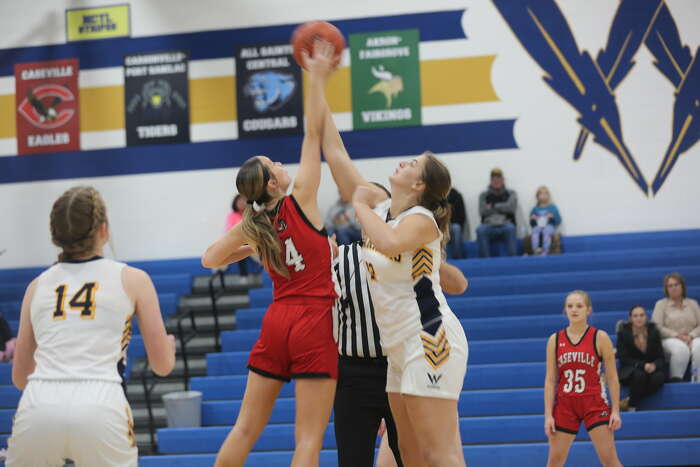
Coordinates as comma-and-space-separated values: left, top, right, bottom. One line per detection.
553, 394, 611, 434
386, 313, 468, 400
248, 297, 338, 381
6, 379, 137, 467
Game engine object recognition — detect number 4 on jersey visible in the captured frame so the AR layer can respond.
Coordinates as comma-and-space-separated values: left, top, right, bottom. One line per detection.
284, 238, 306, 272
53, 282, 99, 321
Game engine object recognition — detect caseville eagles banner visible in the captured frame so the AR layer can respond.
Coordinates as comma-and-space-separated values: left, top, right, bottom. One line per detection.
124, 51, 190, 146
350, 29, 422, 130
235, 43, 304, 138
14, 58, 81, 155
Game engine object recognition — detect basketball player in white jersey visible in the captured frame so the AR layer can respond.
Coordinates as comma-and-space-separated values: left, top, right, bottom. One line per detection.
7, 186, 176, 466
321, 115, 468, 464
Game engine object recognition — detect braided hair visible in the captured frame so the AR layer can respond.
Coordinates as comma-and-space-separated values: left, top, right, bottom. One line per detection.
50, 186, 107, 261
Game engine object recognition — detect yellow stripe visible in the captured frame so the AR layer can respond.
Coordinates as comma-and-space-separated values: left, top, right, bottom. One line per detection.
0, 95, 15, 138
0, 55, 498, 138
80, 86, 124, 132
659, 114, 693, 178
190, 76, 237, 123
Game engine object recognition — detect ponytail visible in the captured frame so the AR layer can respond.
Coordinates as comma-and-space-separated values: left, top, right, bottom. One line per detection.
50, 186, 107, 261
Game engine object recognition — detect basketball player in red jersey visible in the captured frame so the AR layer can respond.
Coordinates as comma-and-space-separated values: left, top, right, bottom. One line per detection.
544, 290, 623, 466
202, 40, 338, 467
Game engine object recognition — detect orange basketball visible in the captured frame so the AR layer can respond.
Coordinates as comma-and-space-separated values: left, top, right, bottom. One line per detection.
291, 21, 346, 69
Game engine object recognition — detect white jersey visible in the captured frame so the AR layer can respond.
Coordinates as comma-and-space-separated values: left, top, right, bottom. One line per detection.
29, 257, 134, 383
363, 200, 456, 349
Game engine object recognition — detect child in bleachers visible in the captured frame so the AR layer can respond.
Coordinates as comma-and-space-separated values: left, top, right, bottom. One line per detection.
529, 186, 561, 255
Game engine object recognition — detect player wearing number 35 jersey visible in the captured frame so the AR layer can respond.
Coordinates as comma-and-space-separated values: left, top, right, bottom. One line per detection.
544, 290, 623, 467
7, 186, 176, 467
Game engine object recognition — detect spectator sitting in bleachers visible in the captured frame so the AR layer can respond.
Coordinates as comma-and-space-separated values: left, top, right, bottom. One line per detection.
617, 305, 665, 411
652, 273, 700, 381
0, 314, 15, 362
476, 168, 518, 257
529, 185, 561, 255
447, 187, 467, 259
325, 193, 361, 246
224, 194, 260, 276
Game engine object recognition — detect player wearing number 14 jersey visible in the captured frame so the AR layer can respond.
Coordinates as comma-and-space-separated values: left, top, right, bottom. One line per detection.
544, 290, 623, 467
7, 186, 175, 467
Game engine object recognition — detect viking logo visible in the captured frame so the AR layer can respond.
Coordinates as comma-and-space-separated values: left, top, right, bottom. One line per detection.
126, 79, 187, 114
244, 72, 296, 113
17, 84, 75, 130
368, 65, 404, 108
493, 0, 699, 195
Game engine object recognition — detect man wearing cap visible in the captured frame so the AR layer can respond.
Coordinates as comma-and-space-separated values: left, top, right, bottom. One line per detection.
476, 168, 518, 257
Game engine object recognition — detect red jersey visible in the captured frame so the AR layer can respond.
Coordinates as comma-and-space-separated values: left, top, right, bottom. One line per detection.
555, 326, 606, 401
267, 196, 337, 302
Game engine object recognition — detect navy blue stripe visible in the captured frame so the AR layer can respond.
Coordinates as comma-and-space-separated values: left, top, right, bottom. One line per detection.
0, 10, 466, 76
0, 119, 516, 184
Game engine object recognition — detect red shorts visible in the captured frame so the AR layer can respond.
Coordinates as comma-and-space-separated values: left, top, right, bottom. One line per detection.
248, 297, 338, 381
553, 394, 610, 434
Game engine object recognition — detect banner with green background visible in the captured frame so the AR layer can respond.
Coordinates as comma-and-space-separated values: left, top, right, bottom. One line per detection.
350, 29, 421, 130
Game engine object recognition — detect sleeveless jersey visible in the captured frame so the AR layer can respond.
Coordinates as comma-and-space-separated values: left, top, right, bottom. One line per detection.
362, 200, 456, 349
556, 326, 606, 400
28, 257, 133, 383
267, 195, 337, 302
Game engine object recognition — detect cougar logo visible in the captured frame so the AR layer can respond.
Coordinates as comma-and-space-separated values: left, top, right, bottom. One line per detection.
368, 65, 404, 108
493, 0, 699, 195
244, 72, 296, 113
17, 84, 75, 129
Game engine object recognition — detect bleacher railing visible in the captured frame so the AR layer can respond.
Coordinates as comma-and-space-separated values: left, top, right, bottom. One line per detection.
207, 270, 225, 353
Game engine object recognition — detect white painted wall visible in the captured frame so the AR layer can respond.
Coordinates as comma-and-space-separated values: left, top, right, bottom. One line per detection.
1, 0, 698, 269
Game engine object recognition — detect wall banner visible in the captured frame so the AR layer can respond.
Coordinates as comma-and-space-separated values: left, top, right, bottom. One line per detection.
235, 44, 304, 139
124, 51, 190, 146
14, 58, 81, 155
350, 29, 422, 130
66, 4, 130, 42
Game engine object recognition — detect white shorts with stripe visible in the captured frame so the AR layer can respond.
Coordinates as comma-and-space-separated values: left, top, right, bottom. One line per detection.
6, 380, 137, 467
386, 313, 468, 400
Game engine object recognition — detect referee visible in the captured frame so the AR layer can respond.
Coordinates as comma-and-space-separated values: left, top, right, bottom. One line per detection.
333, 238, 468, 466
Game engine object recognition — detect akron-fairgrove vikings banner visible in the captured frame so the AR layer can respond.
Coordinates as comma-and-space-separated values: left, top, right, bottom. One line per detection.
124, 51, 190, 146
350, 29, 422, 130
14, 58, 80, 155
235, 44, 304, 138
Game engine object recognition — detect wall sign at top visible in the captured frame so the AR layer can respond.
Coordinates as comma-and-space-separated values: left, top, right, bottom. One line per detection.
350, 29, 422, 130
66, 4, 130, 42
235, 43, 304, 139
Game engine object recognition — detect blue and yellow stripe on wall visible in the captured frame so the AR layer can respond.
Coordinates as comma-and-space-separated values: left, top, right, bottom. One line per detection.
0, 10, 517, 184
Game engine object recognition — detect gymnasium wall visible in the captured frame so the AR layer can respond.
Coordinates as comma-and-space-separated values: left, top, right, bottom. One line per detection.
1, 0, 698, 268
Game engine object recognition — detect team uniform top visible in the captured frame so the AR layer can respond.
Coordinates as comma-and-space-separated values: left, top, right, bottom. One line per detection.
267, 195, 337, 302
555, 326, 606, 400
28, 257, 133, 383
361, 200, 456, 349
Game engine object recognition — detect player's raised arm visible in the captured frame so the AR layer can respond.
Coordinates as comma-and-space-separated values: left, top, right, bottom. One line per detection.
291, 40, 335, 212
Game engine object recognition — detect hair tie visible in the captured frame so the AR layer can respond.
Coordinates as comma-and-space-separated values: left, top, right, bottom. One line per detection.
246, 200, 254, 205
252, 201, 265, 212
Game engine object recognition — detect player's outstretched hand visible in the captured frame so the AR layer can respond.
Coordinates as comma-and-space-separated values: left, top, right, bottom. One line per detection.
544, 415, 556, 438
608, 411, 622, 431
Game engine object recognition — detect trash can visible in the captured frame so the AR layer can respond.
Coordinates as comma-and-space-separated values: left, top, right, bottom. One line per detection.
162, 390, 202, 428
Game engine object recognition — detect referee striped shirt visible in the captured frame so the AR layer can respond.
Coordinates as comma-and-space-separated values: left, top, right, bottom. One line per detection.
333, 241, 384, 358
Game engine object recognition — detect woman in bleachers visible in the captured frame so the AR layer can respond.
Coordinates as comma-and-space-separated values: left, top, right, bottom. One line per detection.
652, 273, 700, 381
202, 41, 338, 467
617, 305, 665, 411
544, 290, 622, 467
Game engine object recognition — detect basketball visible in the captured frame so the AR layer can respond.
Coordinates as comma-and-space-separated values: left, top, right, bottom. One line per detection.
291, 21, 346, 69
